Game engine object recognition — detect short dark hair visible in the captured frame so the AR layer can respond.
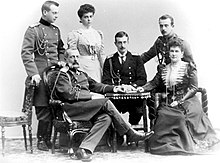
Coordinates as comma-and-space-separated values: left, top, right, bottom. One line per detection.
77, 4, 95, 19
41, 1, 59, 13
159, 14, 174, 26
168, 39, 184, 51
114, 31, 129, 42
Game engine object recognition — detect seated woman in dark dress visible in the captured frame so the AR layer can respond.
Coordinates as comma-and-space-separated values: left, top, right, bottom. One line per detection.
137, 39, 219, 155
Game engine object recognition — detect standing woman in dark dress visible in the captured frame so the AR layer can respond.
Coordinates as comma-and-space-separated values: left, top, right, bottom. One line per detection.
137, 39, 219, 155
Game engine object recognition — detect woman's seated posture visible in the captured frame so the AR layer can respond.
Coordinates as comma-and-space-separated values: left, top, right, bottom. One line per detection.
137, 39, 219, 155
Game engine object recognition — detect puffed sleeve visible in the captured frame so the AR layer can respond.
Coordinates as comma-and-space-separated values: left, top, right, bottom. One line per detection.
97, 30, 104, 55
97, 30, 105, 68
179, 62, 198, 102
67, 30, 78, 50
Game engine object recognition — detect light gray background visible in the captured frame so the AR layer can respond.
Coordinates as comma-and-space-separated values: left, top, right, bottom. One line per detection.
0, 0, 219, 137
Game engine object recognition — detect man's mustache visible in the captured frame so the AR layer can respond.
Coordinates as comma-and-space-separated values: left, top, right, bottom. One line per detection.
161, 30, 166, 34
73, 61, 79, 65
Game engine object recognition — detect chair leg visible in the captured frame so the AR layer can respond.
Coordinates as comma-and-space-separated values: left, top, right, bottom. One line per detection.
22, 125, 27, 151
28, 124, 33, 154
142, 98, 149, 152
112, 126, 117, 153
1, 126, 5, 156
68, 132, 74, 157
52, 128, 57, 154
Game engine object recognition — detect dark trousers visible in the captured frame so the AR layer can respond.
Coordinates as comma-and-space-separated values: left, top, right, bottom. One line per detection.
109, 99, 143, 125
79, 100, 130, 153
35, 106, 52, 141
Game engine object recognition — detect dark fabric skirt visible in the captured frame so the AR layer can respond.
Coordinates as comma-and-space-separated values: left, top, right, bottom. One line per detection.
62, 98, 108, 121
149, 96, 219, 155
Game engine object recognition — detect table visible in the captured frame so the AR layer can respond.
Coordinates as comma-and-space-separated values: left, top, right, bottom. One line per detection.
105, 92, 151, 152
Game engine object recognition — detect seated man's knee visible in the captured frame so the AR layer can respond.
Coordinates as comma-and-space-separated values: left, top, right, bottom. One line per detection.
95, 113, 112, 126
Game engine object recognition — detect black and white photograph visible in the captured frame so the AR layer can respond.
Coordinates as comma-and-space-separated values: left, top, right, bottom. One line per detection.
0, 0, 220, 162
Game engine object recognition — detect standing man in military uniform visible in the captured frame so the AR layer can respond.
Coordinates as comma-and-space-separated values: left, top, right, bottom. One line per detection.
141, 14, 194, 65
102, 31, 147, 125
21, 1, 65, 151
140, 14, 195, 128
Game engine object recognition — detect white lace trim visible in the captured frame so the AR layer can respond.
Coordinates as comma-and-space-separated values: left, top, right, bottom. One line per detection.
162, 61, 188, 88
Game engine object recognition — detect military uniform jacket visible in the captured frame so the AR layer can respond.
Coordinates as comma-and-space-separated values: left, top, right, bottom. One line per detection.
102, 51, 147, 87
21, 18, 65, 77
54, 68, 115, 121
21, 18, 65, 106
141, 33, 194, 65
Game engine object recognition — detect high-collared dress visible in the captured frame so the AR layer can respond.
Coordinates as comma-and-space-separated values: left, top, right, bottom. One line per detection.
67, 27, 104, 82
143, 61, 219, 154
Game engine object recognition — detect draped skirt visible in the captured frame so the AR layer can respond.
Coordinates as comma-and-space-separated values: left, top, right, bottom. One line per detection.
149, 96, 219, 155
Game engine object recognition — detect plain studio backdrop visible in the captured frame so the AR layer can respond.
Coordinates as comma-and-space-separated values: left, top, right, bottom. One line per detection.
0, 0, 219, 137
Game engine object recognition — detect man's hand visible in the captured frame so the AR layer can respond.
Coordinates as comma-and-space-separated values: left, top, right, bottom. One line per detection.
58, 61, 66, 67
31, 74, 41, 86
113, 86, 125, 93
136, 87, 144, 93
121, 84, 137, 93
170, 101, 179, 107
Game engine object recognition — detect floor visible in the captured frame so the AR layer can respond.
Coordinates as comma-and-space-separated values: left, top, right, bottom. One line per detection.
0, 136, 220, 163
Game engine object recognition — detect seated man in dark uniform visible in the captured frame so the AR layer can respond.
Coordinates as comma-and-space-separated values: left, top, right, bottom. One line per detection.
52, 49, 153, 162
102, 31, 147, 125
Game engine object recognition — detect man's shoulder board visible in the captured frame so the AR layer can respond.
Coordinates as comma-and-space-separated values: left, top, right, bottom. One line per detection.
29, 22, 40, 28
77, 68, 84, 72
106, 54, 114, 59
51, 24, 58, 29
60, 66, 69, 73
131, 52, 140, 56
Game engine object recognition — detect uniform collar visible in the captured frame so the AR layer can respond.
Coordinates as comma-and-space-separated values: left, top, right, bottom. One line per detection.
163, 33, 178, 41
40, 18, 51, 26
117, 51, 128, 57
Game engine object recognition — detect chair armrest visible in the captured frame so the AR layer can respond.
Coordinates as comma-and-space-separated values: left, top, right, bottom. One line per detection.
197, 87, 208, 114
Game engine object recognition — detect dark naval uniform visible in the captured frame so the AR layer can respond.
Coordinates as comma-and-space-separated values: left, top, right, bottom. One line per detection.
141, 33, 194, 65
21, 18, 65, 148
102, 51, 147, 125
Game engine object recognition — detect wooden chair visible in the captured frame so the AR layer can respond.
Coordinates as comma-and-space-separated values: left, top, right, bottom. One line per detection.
42, 65, 117, 158
0, 82, 35, 156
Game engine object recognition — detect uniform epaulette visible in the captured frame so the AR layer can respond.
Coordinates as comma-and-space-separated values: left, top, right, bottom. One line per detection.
176, 35, 184, 42
60, 66, 69, 73
131, 52, 140, 56
77, 68, 85, 72
29, 22, 40, 28
106, 54, 114, 59
51, 23, 58, 29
